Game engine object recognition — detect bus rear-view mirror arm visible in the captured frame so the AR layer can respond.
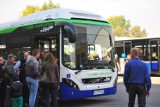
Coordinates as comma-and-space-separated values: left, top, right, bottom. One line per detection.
55, 22, 78, 43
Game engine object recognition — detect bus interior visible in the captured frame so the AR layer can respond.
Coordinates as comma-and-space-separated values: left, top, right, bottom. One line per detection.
115, 38, 160, 75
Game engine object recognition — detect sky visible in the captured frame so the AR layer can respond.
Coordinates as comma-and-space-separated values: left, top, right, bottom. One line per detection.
0, 0, 159, 37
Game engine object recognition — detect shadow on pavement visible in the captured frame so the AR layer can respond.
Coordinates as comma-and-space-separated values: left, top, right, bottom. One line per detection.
59, 98, 112, 107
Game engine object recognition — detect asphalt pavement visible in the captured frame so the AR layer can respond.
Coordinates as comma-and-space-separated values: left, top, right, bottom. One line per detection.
60, 77, 160, 107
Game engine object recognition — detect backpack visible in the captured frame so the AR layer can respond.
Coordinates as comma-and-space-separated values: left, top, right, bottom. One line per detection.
19, 60, 27, 83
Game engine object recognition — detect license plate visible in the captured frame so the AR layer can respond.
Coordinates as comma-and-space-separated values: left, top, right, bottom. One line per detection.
93, 90, 104, 95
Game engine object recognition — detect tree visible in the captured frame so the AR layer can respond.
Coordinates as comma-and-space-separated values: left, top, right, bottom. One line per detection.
41, 2, 48, 10
47, 0, 60, 9
22, 5, 41, 17
107, 16, 131, 37
129, 26, 147, 37
21, 0, 60, 17
107, 16, 148, 37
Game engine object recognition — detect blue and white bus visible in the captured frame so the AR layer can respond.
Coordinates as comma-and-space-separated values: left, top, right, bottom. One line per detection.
115, 37, 160, 76
0, 8, 117, 101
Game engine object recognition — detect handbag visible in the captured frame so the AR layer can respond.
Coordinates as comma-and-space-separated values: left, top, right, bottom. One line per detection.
40, 71, 47, 82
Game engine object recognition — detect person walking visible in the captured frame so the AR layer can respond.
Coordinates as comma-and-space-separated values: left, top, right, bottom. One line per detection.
124, 48, 151, 107
25, 49, 40, 107
40, 52, 59, 107
10, 74, 23, 107
0, 56, 6, 107
14, 52, 30, 107
4, 54, 17, 107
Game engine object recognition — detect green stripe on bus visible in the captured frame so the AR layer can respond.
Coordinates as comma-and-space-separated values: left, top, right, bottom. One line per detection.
0, 27, 18, 35
87, 72, 112, 76
53, 19, 112, 26
0, 19, 111, 34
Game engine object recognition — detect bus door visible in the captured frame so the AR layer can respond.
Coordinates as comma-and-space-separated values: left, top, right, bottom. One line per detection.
124, 41, 132, 57
149, 40, 159, 73
158, 40, 160, 73
34, 34, 58, 59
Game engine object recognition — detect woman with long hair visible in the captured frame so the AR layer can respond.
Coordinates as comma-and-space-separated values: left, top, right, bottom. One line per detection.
40, 52, 59, 107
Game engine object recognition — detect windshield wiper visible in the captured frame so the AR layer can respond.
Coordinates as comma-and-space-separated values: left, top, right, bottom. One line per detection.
75, 69, 83, 74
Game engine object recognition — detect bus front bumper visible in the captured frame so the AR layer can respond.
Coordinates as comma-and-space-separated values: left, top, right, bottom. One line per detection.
60, 83, 117, 101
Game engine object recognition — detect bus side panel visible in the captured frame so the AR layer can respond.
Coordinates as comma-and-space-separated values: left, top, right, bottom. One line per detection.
60, 82, 117, 101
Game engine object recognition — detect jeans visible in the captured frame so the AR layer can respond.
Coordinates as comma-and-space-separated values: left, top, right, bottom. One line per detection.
128, 84, 146, 107
41, 83, 58, 107
26, 77, 39, 107
12, 96, 23, 107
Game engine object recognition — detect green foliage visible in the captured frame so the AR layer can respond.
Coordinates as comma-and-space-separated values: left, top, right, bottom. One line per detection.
21, 0, 60, 17
129, 26, 147, 37
22, 5, 41, 17
107, 16, 130, 37
107, 16, 147, 37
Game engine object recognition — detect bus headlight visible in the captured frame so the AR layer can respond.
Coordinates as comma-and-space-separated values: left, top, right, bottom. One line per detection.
62, 78, 79, 90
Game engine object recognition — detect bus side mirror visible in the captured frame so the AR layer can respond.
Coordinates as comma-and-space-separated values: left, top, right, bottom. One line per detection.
55, 22, 78, 43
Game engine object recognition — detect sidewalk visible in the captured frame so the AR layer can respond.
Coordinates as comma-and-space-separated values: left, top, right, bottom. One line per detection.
118, 76, 160, 85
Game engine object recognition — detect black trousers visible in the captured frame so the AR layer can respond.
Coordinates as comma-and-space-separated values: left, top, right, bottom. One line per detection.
41, 83, 58, 107
0, 84, 6, 107
128, 84, 146, 107
22, 83, 29, 107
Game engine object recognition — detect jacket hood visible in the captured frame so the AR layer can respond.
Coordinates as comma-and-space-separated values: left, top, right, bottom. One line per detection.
27, 56, 37, 63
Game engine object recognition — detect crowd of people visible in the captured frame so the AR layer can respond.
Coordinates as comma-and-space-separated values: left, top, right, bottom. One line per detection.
0, 49, 59, 107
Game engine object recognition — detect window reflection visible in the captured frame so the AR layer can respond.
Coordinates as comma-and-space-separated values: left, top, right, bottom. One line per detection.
63, 24, 113, 70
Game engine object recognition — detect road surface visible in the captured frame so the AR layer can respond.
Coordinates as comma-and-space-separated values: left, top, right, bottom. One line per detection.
60, 77, 160, 107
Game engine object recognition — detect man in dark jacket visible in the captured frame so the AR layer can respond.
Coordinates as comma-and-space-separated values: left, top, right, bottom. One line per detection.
14, 52, 29, 107
0, 56, 5, 107
124, 48, 151, 107
4, 54, 16, 84
4, 54, 17, 107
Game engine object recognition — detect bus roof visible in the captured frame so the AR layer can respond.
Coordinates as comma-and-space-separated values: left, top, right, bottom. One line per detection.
115, 36, 159, 41
0, 8, 107, 31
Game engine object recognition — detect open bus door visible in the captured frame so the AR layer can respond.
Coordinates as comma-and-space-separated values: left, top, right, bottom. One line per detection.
115, 41, 132, 74
33, 35, 59, 75
115, 41, 132, 57
149, 40, 159, 74
119, 41, 132, 73
33, 34, 58, 59
124, 41, 132, 56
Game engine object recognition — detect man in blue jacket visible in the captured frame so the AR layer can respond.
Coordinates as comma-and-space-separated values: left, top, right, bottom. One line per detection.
124, 48, 151, 107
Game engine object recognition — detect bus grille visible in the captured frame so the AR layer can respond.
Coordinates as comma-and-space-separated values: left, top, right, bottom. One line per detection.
82, 77, 111, 84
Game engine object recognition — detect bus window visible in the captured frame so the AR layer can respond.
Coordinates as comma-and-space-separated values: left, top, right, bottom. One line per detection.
134, 45, 147, 61
0, 45, 7, 59
132, 39, 149, 61
124, 42, 132, 56
149, 40, 158, 71
8, 47, 31, 61
115, 41, 124, 58
34, 36, 58, 58
149, 41, 158, 61
63, 24, 113, 70
63, 37, 76, 69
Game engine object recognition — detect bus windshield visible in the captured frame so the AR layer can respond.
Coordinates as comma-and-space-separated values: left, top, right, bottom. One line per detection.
63, 24, 113, 70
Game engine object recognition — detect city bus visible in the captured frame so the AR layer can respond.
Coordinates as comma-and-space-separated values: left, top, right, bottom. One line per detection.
0, 8, 117, 101
115, 37, 160, 75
